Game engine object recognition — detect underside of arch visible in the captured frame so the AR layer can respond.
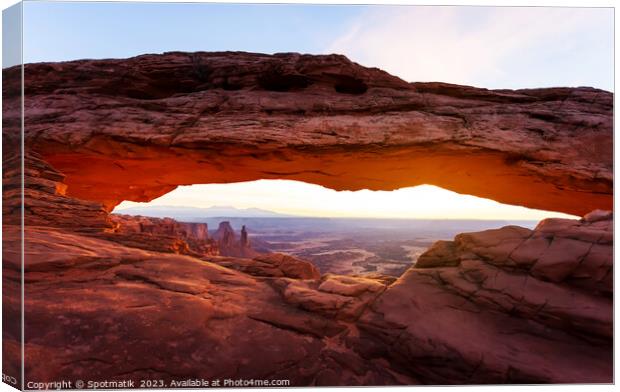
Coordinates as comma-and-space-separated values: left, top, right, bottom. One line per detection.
5, 51, 612, 215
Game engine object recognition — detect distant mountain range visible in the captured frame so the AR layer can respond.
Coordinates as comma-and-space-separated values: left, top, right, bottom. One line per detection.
114, 205, 293, 220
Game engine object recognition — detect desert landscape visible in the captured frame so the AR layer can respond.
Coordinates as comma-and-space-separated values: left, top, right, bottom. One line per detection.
112, 207, 542, 277
2, 50, 613, 387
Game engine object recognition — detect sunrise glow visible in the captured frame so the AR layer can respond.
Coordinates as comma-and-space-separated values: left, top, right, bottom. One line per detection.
114, 180, 578, 220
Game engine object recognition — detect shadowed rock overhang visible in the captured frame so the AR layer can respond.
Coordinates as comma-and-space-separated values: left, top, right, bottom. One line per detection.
3, 51, 612, 215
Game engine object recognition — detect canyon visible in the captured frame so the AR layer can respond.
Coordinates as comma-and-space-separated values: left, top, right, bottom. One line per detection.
107, 215, 255, 258
2, 52, 613, 386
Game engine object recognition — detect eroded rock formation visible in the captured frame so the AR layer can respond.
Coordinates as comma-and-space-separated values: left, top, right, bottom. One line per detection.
4, 225, 413, 386
206, 253, 320, 280
4, 52, 612, 216
212, 221, 258, 257
356, 214, 612, 383
7, 201, 611, 384
107, 214, 219, 256
2, 152, 613, 384
3, 151, 113, 232
1, 52, 613, 386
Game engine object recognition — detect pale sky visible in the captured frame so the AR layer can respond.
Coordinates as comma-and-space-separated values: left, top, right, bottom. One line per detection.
329, 6, 613, 90
19, 3, 613, 90
15, 1, 612, 219
115, 182, 578, 220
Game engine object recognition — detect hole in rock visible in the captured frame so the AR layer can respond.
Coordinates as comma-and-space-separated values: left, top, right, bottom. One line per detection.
258, 73, 311, 92
113, 180, 576, 278
333, 75, 368, 94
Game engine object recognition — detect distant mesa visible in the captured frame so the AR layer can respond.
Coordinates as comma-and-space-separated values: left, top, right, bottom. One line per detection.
107, 214, 219, 256
212, 221, 259, 258
114, 205, 292, 220
212, 221, 236, 247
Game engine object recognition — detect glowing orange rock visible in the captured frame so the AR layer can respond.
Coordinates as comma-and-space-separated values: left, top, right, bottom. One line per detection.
3, 52, 611, 215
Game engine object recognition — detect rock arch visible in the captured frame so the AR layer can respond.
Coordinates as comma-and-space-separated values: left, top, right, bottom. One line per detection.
2, 52, 613, 385
6, 52, 612, 215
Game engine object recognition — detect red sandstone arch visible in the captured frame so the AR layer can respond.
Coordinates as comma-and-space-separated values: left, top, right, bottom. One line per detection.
6, 52, 612, 215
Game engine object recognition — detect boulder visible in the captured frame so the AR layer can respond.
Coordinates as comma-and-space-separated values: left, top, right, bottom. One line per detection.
205, 253, 320, 280
275, 274, 387, 321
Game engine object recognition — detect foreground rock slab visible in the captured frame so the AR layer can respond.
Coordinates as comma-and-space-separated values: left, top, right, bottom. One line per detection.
4, 209, 611, 385
4, 225, 414, 386
355, 213, 613, 384
205, 252, 320, 280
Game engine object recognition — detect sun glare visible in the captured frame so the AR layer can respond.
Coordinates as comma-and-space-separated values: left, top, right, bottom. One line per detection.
114, 180, 577, 221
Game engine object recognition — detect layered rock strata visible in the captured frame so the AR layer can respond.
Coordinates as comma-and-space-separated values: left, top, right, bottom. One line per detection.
106, 214, 219, 256
2, 152, 112, 232
205, 253, 320, 280
212, 221, 258, 257
1, 52, 613, 386
5, 225, 412, 386
6, 209, 611, 385
354, 213, 613, 383
4, 52, 612, 215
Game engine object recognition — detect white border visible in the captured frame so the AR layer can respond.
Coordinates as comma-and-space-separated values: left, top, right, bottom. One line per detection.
0, 2, 616, 392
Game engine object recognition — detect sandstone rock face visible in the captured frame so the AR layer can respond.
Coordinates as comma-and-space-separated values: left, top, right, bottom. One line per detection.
212, 221, 236, 247
206, 253, 320, 280
240, 225, 249, 247
355, 215, 613, 384
3, 152, 112, 232
4, 225, 415, 386
212, 221, 258, 258
2, 156, 612, 384
417, 215, 613, 294
111, 214, 210, 241
2, 68, 23, 385
105, 214, 219, 256
1, 52, 613, 386
5, 52, 611, 215
104, 216, 262, 258
274, 274, 387, 321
